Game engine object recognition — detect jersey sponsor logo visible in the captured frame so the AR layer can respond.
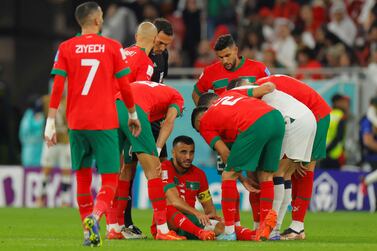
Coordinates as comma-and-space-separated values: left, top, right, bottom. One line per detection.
147, 65, 154, 77
75, 44, 105, 54
310, 172, 338, 212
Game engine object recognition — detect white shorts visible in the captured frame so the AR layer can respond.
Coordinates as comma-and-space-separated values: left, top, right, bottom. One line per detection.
41, 143, 71, 169
281, 111, 317, 162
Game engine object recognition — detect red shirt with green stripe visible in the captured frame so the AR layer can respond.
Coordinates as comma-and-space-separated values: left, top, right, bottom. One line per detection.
50, 33, 133, 130
194, 57, 270, 96
123, 45, 154, 82
128, 81, 184, 122
255, 75, 331, 121
199, 90, 274, 148
161, 160, 211, 208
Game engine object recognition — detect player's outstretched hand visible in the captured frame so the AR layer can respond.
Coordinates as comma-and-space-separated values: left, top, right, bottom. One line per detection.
195, 212, 210, 226
207, 213, 223, 222
44, 117, 57, 147
128, 118, 141, 137
239, 175, 260, 193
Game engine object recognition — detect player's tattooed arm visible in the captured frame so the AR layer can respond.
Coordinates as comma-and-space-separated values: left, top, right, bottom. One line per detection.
165, 186, 210, 226
214, 140, 230, 164
251, 81, 275, 98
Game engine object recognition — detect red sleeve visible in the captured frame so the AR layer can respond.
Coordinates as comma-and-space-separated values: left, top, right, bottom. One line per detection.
49, 75, 66, 109
169, 90, 184, 116
259, 62, 271, 78
118, 77, 135, 109
198, 170, 209, 193
51, 44, 68, 77
200, 117, 221, 149
194, 68, 212, 95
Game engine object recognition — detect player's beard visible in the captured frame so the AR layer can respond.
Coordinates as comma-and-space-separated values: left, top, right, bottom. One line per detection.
224, 58, 236, 70
176, 157, 192, 170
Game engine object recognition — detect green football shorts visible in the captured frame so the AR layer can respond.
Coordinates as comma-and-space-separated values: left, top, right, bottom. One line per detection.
116, 100, 158, 163
226, 110, 285, 173
311, 114, 330, 161
68, 129, 120, 174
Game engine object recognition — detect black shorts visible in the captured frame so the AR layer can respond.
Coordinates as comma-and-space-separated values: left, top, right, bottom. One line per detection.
131, 119, 167, 161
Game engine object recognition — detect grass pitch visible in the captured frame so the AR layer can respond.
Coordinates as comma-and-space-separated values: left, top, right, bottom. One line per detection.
0, 208, 376, 251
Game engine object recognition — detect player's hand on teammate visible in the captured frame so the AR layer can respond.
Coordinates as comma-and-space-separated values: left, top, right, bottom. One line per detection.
44, 117, 57, 147
295, 162, 309, 177
240, 176, 260, 193
207, 213, 223, 222
195, 212, 211, 226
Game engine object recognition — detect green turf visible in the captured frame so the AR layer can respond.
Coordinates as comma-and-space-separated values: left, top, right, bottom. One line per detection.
0, 208, 376, 251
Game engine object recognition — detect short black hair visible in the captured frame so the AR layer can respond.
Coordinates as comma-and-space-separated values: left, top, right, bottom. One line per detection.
153, 18, 173, 36
191, 106, 208, 131
227, 77, 246, 90
214, 34, 235, 51
173, 135, 195, 147
331, 93, 347, 104
198, 93, 219, 107
75, 1, 100, 26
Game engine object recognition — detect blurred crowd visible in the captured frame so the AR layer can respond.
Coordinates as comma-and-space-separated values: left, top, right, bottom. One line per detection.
100, 0, 377, 77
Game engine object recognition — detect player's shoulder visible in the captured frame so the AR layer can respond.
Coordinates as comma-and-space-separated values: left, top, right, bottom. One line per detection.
161, 159, 174, 170
203, 61, 222, 72
244, 58, 267, 68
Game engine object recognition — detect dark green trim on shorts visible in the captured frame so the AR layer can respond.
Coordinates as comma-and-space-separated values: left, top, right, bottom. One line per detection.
115, 67, 130, 78
169, 104, 182, 117
194, 84, 202, 95
51, 68, 67, 77
163, 183, 176, 193
209, 136, 221, 149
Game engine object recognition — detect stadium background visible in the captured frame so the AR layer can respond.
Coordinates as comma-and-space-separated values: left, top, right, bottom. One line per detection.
1, 0, 377, 213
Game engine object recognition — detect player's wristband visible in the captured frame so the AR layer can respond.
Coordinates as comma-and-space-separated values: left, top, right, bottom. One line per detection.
128, 111, 138, 120
44, 117, 56, 139
157, 147, 162, 156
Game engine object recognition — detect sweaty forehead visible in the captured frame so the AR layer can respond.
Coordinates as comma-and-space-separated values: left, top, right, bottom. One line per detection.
156, 31, 173, 44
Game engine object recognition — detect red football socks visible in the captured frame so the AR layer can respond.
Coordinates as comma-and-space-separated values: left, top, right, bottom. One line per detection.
148, 178, 167, 225
292, 171, 314, 222
249, 191, 260, 223
167, 206, 202, 237
92, 173, 118, 220
76, 168, 93, 221
221, 180, 239, 228
116, 179, 130, 225
259, 181, 274, 223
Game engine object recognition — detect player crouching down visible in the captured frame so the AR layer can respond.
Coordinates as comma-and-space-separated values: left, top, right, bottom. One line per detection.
151, 136, 259, 241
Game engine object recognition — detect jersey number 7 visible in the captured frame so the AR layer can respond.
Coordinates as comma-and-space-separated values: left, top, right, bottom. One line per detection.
81, 59, 100, 95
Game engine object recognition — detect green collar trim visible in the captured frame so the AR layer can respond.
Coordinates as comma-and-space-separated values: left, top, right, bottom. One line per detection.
75, 32, 102, 37
229, 56, 245, 72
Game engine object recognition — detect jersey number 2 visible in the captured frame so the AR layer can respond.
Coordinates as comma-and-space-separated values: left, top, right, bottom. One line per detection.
81, 59, 99, 95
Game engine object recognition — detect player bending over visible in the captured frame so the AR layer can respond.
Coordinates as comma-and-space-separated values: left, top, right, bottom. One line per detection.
191, 91, 283, 241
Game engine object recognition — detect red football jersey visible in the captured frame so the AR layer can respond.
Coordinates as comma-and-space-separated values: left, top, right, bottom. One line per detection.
51, 34, 131, 130
161, 160, 211, 208
123, 45, 154, 82
200, 90, 274, 148
194, 57, 270, 95
255, 75, 331, 121
129, 81, 184, 122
